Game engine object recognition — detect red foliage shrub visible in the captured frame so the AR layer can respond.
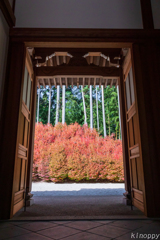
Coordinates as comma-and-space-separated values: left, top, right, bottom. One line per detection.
33, 122, 124, 182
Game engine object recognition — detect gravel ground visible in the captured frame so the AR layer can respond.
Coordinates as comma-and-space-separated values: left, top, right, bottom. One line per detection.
31, 182, 125, 196
13, 183, 143, 219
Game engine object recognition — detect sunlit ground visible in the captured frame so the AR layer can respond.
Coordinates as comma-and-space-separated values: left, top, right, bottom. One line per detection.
31, 182, 125, 196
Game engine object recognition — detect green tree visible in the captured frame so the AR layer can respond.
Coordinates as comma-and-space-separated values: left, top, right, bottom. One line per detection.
36, 85, 120, 139
104, 86, 120, 139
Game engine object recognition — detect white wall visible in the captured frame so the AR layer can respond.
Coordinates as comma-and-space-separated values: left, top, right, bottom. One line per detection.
0, 10, 9, 120
15, 0, 143, 29
151, 0, 160, 29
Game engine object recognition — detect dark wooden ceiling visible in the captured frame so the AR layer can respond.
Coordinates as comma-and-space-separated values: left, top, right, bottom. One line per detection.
34, 48, 122, 64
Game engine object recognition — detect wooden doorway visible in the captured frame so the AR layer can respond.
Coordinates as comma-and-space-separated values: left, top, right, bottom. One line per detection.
2, 29, 159, 218
122, 50, 145, 212
12, 51, 34, 215
10, 47, 145, 218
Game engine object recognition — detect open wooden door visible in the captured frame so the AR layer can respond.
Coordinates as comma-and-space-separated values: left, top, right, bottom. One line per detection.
11, 50, 34, 216
123, 49, 145, 212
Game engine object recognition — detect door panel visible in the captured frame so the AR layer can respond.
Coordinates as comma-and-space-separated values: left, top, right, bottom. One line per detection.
20, 159, 26, 190
136, 157, 143, 191
131, 158, 138, 189
133, 115, 139, 144
128, 120, 134, 147
14, 158, 22, 193
12, 53, 33, 216
123, 49, 144, 212
23, 119, 29, 147
22, 66, 28, 102
18, 113, 25, 145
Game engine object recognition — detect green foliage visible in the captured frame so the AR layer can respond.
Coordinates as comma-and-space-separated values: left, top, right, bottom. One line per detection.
36, 85, 121, 138
65, 86, 84, 125
38, 86, 57, 125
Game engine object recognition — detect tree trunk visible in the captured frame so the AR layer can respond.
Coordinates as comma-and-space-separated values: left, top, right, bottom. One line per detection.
48, 87, 51, 124
90, 85, 93, 129
55, 85, 60, 125
81, 86, 87, 124
102, 85, 106, 137
62, 85, 65, 124
108, 112, 110, 136
96, 86, 99, 131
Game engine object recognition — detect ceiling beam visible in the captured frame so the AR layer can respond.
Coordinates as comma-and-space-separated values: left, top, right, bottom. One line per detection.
35, 66, 120, 78
53, 78, 57, 88
34, 48, 122, 62
56, 56, 60, 65
104, 79, 108, 88
42, 79, 46, 88
65, 78, 68, 88
102, 58, 106, 67
88, 78, 90, 88
49, 58, 53, 66
83, 78, 85, 88
115, 79, 119, 88
99, 78, 102, 89
77, 78, 79, 88
94, 78, 96, 88
37, 76, 119, 87
63, 56, 66, 64
60, 78, 62, 88
90, 56, 93, 64
48, 79, 51, 88
10, 28, 160, 49
110, 79, 113, 88
37, 80, 40, 89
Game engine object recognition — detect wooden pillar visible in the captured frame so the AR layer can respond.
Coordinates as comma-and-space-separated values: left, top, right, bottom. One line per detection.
140, 0, 154, 29
101, 85, 106, 137
118, 69, 131, 197
90, 85, 93, 129
62, 85, 65, 124
132, 42, 160, 217
0, 42, 25, 219
26, 72, 37, 206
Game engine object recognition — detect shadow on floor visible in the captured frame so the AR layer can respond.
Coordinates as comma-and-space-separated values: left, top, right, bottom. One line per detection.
13, 195, 144, 220
31, 188, 125, 196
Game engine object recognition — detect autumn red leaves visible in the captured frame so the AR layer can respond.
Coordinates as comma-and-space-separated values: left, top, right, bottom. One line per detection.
33, 123, 124, 182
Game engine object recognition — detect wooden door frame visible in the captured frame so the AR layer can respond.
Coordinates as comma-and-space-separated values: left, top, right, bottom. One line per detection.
0, 28, 160, 219
122, 48, 146, 212
0, 42, 26, 219
11, 47, 27, 217
118, 68, 131, 198
26, 70, 37, 203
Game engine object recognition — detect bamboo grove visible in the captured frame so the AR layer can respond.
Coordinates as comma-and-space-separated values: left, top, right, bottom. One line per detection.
36, 85, 121, 139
